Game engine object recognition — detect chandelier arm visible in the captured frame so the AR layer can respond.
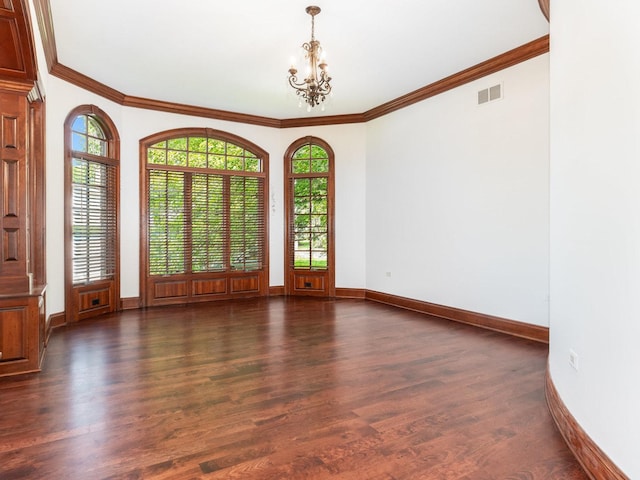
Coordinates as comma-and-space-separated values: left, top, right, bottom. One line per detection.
288, 74, 308, 90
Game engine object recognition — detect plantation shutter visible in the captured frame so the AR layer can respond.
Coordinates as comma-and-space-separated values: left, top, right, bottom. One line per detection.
147, 169, 186, 275
229, 176, 265, 271
146, 134, 267, 277
191, 173, 225, 272
71, 157, 117, 284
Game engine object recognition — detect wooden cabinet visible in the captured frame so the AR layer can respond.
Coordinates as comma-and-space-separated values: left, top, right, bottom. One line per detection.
0, 0, 47, 376
0, 286, 46, 376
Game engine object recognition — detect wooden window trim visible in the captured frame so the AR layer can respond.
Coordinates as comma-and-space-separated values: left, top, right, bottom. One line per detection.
139, 127, 270, 307
284, 136, 335, 297
63, 104, 121, 322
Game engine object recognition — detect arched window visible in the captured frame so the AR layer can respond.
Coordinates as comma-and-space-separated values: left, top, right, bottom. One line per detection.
284, 137, 335, 297
140, 128, 269, 307
64, 105, 120, 322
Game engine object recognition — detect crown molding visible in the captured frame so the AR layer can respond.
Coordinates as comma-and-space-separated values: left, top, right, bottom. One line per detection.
363, 35, 549, 122
32, 0, 549, 128
50, 63, 126, 104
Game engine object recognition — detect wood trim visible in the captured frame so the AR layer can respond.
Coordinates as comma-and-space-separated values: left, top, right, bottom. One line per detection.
48, 311, 66, 328
51, 63, 126, 104
31, 0, 57, 71
269, 286, 285, 296
123, 96, 281, 128
121, 297, 141, 310
28, 100, 46, 286
545, 370, 628, 480
284, 136, 336, 298
64, 105, 121, 323
363, 35, 549, 122
365, 290, 549, 343
139, 128, 270, 308
281, 113, 366, 129
336, 288, 366, 299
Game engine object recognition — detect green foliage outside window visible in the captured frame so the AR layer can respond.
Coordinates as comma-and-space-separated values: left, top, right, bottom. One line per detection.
147, 135, 264, 276
291, 144, 329, 269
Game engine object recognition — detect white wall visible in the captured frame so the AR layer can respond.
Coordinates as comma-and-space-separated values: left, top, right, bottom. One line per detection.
366, 55, 550, 326
549, 1, 640, 477
43, 76, 367, 315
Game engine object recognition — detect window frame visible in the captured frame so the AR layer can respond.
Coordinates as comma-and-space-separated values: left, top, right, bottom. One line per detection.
140, 128, 270, 307
64, 105, 120, 322
284, 136, 335, 297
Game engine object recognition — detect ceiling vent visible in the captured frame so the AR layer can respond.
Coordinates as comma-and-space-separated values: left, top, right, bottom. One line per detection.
478, 83, 502, 105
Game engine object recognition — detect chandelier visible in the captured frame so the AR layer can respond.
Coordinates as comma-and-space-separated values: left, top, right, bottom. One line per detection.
288, 6, 332, 111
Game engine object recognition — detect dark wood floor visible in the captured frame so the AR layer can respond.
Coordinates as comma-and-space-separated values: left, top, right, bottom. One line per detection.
0, 297, 586, 479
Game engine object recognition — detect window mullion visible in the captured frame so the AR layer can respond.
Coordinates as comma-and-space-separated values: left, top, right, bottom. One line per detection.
185, 172, 193, 275
223, 175, 231, 271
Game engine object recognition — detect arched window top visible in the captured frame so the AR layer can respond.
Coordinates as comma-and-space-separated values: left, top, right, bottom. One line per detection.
65, 105, 119, 161
287, 136, 334, 176
143, 128, 267, 173
71, 114, 107, 155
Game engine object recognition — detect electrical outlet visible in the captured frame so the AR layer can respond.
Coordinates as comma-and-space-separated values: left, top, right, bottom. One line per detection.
569, 349, 579, 371
385, 271, 392, 277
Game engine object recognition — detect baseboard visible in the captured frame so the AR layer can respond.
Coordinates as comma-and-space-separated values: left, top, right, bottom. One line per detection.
364, 290, 549, 343
545, 370, 628, 480
51, 290, 547, 345
269, 286, 285, 296
336, 288, 366, 299
121, 297, 142, 310
49, 311, 66, 328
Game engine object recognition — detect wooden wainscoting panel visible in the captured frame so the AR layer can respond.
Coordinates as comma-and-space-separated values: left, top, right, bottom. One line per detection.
154, 280, 189, 299
192, 278, 227, 296
546, 370, 628, 479
230, 275, 260, 294
78, 287, 111, 314
293, 274, 325, 292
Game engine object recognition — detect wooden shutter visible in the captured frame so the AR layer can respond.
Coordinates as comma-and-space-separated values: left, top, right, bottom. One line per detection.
71, 156, 117, 284
147, 169, 186, 275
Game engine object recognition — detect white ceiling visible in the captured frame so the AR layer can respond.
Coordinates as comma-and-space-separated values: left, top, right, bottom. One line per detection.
48, 0, 548, 119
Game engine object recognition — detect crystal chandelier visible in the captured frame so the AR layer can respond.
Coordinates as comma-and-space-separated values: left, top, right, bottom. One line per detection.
288, 6, 332, 111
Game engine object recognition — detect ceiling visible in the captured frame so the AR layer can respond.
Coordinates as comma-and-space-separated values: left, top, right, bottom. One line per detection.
47, 0, 549, 120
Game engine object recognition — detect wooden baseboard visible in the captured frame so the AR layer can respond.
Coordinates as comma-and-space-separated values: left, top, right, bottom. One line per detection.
269, 286, 285, 296
121, 297, 142, 310
51, 290, 547, 345
545, 370, 628, 479
49, 311, 66, 328
336, 288, 366, 299
364, 290, 549, 343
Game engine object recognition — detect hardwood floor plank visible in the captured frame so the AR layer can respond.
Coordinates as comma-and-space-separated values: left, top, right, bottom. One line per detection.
0, 297, 586, 479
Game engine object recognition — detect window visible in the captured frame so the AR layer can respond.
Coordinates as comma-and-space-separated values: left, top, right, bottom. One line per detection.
285, 137, 335, 296
141, 129, 269, 306
291, 145, 330, 269
64, 106, 120, 322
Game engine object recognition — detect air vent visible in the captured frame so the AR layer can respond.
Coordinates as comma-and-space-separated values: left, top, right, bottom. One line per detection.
477, 83, 503, 105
